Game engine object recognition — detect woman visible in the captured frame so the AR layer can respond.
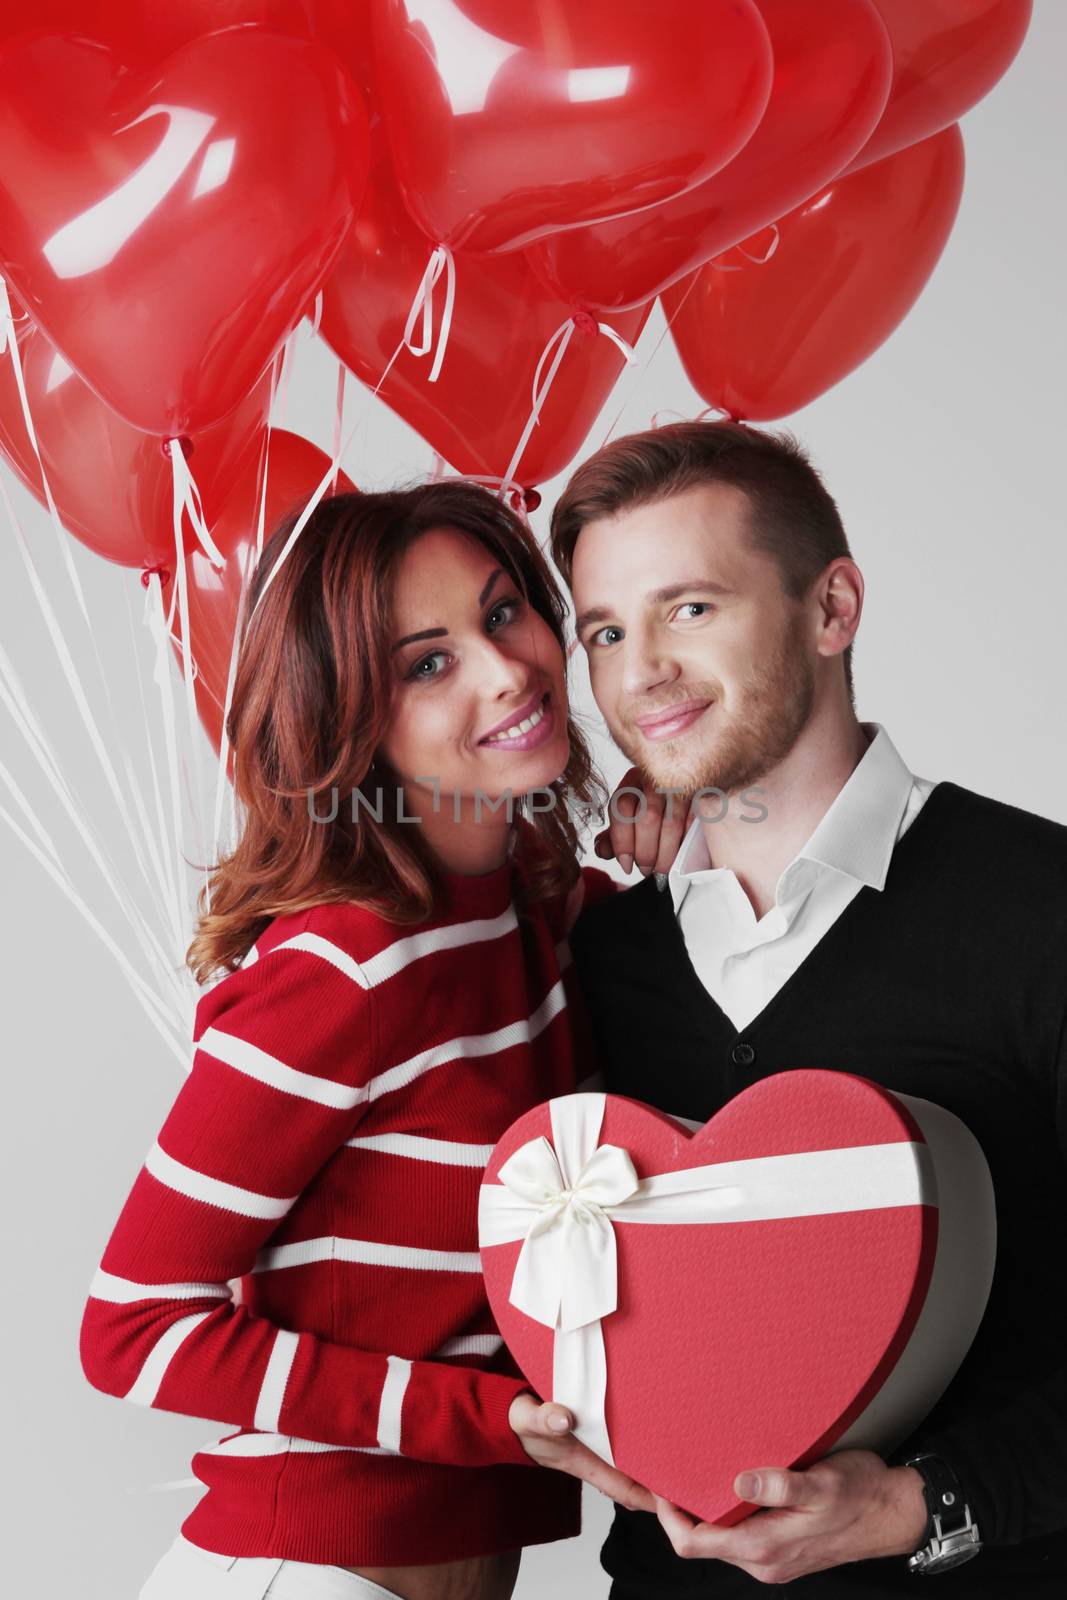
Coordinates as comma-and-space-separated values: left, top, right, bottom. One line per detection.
80, 482, 664, 1600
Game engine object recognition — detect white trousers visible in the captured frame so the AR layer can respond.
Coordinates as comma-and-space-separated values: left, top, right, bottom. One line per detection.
139, 1534, 401, 1600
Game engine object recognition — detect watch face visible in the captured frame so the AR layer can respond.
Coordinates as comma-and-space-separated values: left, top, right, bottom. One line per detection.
913, 1538, 982, 1573
929, 1545, 982, 1571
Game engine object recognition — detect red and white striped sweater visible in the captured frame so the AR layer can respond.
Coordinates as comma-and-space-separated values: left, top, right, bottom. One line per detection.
80, 857, 616, 1565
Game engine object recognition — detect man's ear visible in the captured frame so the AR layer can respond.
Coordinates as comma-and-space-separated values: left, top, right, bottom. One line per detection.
816, 557, 863, 662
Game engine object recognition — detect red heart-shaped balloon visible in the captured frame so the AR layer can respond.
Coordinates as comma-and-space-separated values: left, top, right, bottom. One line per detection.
318, 134, 652, 490
371, 0, 774, 253
526, 0, 894, 313
663, 123, 965, 422
483, 1074, 969, 1525
846, 0, 1031, 173
0, 1, 376, 97
0, 28, 368, 436
173, 429, 355, 757
0, 303, 271, 568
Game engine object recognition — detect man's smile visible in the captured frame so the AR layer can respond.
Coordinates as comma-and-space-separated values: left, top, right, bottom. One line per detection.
632, 699, 715, 742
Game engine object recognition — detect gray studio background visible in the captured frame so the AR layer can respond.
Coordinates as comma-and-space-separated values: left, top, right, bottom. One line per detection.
3, 7, 1065, 1595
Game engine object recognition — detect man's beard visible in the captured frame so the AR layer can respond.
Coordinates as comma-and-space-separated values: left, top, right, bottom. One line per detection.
614, 611, 816, 797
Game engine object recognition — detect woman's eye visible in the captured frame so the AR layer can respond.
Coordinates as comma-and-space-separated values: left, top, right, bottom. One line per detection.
487, 596, 522, 630
675, 602, 713, 621
406, 650, 450, 681
590, 625, 624, 648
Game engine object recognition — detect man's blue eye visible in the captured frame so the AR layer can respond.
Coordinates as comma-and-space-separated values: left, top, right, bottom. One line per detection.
591, 625, 623, 647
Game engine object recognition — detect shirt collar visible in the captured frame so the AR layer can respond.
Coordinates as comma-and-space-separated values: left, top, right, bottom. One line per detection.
665, 722, 917, 914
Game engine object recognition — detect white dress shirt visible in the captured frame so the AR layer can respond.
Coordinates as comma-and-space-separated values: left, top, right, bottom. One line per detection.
666, 723, 936, 1032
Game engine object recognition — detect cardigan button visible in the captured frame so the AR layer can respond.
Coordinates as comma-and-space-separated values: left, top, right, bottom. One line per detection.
731, 1041, 756, 1067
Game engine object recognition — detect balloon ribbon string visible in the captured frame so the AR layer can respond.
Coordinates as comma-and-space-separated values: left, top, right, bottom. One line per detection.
0, 273, 94, 631
210, 348, 283, 893
0, 404, 186, 968
119, 573, 188, 966
0, 620, 184, 1016
142, 568, 193, 982
0, 482, 190, 1039
0, 274, 173, 920
167, 442, 209, 909
168, 439, 225, 570
331, 361, 347, 490
0, 790, 189, 1071
710, 222, 780, 272
502, 317, 638, 497
599, 274, 700, 448
375, 244, 456, 396
251, 246, 456, 624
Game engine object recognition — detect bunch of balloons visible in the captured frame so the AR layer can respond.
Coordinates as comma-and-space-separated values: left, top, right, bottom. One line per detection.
0, 0, 1032, 750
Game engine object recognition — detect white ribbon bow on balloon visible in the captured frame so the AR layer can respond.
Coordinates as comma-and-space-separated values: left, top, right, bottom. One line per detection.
478, 1093, 934, 1465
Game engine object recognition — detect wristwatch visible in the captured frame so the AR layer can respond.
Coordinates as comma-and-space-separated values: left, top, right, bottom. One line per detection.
904, 1452, 982, 1573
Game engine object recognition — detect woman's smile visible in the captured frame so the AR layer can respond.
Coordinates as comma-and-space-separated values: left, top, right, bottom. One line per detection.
479, 690, 554, 751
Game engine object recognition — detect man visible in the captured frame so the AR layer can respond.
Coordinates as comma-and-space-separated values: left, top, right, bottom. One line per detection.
515, 422, 1067, 1596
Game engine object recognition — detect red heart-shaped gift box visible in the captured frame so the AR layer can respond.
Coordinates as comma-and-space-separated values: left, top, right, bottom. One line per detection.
480, 1071, 994, 1526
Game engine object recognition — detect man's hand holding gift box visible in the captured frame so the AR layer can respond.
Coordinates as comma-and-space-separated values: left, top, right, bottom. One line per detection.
488, 1074, 995, 1581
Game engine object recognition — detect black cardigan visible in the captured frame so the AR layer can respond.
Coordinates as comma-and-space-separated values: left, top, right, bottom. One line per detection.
569, 780, 1067, 1598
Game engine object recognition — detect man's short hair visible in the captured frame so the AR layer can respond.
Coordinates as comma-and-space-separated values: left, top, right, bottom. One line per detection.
550, 420, 856, 700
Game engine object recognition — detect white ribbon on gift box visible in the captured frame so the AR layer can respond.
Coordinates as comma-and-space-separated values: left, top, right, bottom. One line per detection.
477, 1092, 936, 1465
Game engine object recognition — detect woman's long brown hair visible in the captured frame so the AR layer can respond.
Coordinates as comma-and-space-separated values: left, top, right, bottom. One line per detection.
186, 482, 604, 985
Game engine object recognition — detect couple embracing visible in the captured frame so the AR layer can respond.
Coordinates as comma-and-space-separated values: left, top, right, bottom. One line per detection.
82, 422, 1067, 1599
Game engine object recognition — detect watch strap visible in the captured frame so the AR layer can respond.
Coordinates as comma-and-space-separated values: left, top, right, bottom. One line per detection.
904, 1452, 982, 1573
